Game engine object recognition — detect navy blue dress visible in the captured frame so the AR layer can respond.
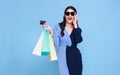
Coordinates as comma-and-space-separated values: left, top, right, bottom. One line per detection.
66, 28, 83, 75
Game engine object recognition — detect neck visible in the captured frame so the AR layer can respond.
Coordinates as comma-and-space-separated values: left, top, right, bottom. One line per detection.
65, 22, 73, 28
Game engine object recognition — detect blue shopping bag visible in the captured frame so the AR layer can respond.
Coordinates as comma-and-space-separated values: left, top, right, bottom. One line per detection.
41, 29, 50, 56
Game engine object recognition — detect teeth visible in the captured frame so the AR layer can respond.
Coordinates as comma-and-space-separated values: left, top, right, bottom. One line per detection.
68, 18, 72, 20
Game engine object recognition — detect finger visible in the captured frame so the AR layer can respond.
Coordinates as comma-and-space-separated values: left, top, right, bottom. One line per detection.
75, 15, 78, 20
42, 25, 46, 28
40, 24, 47, 28
44, 24, 49, 27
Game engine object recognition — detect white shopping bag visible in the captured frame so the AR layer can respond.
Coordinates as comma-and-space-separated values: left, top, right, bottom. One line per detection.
32, 31, 44, 56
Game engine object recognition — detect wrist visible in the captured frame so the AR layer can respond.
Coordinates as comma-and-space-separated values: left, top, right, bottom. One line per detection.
74, 24, 78, 28
49, 28, 53, 35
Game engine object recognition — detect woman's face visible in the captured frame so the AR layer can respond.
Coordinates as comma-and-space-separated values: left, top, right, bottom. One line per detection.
64, 8, 76, 24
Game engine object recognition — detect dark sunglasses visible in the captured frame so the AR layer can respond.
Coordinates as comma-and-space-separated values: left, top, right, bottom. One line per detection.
65, 12, 75, 16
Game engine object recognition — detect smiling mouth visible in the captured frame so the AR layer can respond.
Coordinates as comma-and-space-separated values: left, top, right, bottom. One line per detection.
68, 17, 72, 20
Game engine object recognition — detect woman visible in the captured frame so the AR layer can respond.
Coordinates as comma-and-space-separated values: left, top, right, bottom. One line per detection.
43, 6, 83, 75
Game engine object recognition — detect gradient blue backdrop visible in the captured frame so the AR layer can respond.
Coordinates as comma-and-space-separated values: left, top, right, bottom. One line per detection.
0, 0, 120, 75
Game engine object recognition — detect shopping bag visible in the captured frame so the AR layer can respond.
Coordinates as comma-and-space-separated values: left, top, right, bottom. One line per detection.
32, 31, 44, 56
41, 29, 50, 56
48, 34, 58, 61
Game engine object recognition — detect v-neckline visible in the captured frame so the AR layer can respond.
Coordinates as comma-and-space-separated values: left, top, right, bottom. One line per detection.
65, 28, 74, 36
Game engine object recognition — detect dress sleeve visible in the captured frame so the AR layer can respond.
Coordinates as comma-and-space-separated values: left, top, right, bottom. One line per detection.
52, 24, 60, 47
73, 28, 83, 43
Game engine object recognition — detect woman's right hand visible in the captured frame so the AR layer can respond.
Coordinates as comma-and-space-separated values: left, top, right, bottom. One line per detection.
41, 24, 53, 35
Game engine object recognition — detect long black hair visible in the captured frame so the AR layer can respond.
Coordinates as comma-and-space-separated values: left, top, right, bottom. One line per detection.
59, 6, 78, 37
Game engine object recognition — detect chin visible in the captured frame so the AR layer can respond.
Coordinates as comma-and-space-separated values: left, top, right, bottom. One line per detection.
67, 20, 73, 24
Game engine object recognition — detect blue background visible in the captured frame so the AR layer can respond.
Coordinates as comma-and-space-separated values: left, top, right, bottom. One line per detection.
0, 0, 120, 75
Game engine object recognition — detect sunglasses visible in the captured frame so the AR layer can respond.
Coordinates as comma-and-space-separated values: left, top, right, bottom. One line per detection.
65, 12, 75, 16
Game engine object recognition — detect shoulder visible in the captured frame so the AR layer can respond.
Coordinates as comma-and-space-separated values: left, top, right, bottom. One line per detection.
54, 23, 61, 31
